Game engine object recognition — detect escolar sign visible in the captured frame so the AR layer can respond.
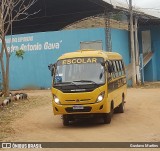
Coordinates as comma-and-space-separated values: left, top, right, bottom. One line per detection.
58, 57, 103, 65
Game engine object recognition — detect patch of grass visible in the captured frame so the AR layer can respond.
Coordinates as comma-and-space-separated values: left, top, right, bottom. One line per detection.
0, 91, 51, 141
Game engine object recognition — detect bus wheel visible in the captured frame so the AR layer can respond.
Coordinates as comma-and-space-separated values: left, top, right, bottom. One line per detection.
62, 115, 70, 126
115, 96, 125, 113
103, 105, 113, 124
103, 113, 111, 124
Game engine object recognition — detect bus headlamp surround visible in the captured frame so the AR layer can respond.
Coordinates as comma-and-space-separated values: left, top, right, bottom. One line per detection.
96, 91, 105, 103
53, 95, 61, 105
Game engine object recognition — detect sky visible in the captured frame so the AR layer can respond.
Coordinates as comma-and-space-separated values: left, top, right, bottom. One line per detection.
133, 0, 160, 8
118, 0, 160, 8
114, 0, 160, 17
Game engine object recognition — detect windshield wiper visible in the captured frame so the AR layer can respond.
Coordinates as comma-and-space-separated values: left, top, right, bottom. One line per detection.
73, 80, 98, 86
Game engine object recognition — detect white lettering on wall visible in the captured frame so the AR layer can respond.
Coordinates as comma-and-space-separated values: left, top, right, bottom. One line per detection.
1, 35, 63, 52
18, 36, 33, 42
44, 42, 60, 50
20, 43, 42, 51
5, 36, 34, 43
7, 45, 19, 52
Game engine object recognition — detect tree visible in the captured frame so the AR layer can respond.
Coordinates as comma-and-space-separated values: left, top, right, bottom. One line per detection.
0, 0, 38, 96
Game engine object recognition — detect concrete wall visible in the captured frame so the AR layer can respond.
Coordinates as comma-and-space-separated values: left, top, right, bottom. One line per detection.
111, 28, 130, 65
0, 28, 130, 90
151, 26, 160, 81
139, 26, 160, 81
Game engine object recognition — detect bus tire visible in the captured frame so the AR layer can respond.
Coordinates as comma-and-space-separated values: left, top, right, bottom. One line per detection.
115, 96, 125, 113
62, 115, 70, 126
118, 101, 124, 113
103, 113, 111, 124
103, 104, 113, 124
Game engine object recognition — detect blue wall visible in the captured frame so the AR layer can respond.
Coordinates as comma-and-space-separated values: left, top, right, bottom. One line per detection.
144, 59, 153, 81
0, 28, 130, 90
111, 29, 130, 65
150, 26, 160, 81
139, 26, 160, 81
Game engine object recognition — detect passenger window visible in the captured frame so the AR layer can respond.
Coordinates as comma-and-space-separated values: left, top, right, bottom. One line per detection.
107, 61, 112, 79
110, 61, 114, 73
113, 61, 118, 78
116, 61, 121, 76
107, 60, 125, 79
121, 61, 125, 75
118, 61, 122, 75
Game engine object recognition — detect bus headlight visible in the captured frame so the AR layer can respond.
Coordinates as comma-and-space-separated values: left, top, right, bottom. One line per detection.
53, 95, 61, 105
96, 92, 105, 103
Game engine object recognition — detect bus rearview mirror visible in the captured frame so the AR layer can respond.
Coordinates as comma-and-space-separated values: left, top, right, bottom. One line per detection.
48, 63, 56, 76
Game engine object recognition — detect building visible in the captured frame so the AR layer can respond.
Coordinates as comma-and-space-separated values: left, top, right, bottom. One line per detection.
0, 0, 160, 90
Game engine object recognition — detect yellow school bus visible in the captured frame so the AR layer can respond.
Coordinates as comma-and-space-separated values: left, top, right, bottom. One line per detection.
48, 49, 127, 126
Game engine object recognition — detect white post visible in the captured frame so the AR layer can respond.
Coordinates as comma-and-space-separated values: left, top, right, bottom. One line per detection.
134, 17, 140, 84
129, 0, 136, 86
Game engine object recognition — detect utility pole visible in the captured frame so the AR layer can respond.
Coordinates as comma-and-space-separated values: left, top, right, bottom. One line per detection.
129, 0, 136, 86
104, 8, 112, 52
134, 17, 141, 84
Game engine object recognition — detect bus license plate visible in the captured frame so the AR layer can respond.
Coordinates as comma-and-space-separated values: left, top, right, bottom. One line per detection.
73, 105, 84, 110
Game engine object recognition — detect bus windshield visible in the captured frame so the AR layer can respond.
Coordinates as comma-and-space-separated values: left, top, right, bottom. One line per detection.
54, 61, 105, 85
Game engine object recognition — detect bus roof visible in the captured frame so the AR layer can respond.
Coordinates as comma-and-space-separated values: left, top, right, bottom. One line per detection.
58, 49, 122, 60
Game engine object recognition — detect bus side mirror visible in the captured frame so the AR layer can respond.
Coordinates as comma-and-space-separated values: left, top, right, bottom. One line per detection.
101, 62, 105, 66
101, 61, 108, 71
48, 63, 56, 76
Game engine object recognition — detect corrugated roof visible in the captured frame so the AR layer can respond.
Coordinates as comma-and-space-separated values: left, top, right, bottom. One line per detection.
8, 0, 160, 34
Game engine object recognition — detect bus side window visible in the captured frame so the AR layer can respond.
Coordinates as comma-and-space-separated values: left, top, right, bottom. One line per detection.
111, 61, 116, 78
121, 60, 125, 75
116, 60, 121, 77
107, 61, 114, 80
118, 61, 123, 76
110, 61, 116, 79
113, 61, 118, 78
107, 61, 111, 79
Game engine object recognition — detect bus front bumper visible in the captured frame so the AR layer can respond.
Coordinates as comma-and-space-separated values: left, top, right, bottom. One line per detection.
52, 100, 109, 115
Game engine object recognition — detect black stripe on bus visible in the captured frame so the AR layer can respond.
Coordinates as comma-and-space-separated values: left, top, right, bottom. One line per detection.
108, 77, 127, 93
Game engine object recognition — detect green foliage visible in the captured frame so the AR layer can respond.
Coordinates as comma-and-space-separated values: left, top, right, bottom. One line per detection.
15, 49, 25, 59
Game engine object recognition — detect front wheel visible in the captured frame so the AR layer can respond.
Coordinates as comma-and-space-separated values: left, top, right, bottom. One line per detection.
62, 115, 70, 126
115, 97, 125, 113
103, 106, 113, 124
103, 113, 112, 124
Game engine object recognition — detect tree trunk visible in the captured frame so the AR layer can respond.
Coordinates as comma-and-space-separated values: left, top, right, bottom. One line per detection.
5, 53, 10, 96
0, 44, 6, 96
3, 38, 10, 97
0, 54, 6, 94
1, 38, 10, 97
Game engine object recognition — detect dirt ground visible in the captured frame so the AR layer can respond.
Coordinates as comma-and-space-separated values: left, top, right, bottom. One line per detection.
1, 85, 160, 151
